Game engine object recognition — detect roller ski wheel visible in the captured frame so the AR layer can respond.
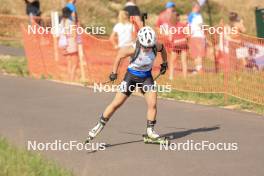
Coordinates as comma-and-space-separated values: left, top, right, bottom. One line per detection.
84, 136, 93, 144
143, 134, 169, 145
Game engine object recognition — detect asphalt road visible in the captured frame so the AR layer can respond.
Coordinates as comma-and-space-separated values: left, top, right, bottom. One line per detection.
0, 45, 25, 56
0, 74, 263, 176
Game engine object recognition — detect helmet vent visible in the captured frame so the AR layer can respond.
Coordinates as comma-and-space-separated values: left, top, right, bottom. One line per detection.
149, 33, 152, 37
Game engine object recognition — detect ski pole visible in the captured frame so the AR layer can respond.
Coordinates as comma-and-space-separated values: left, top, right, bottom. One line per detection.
153, 73, 162, 81
101, 80, 113, 85
141, 12, 148, 27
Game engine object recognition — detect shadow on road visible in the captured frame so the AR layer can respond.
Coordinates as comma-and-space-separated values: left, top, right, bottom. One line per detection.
105, 139, 143, 148
162, 125, 220, 140
86, 125, 220, 154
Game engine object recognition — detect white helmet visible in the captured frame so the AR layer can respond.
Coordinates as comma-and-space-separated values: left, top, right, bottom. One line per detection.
137, 26, 156, 47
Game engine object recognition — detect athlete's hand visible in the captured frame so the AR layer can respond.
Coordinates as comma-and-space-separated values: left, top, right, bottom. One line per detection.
160, 62, 168, 75
109, 72, 117, 81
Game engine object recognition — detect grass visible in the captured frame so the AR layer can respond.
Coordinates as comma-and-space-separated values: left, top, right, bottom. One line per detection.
0, 56, 28, 76
159, 89, 264, 115
0, 137, 73, 176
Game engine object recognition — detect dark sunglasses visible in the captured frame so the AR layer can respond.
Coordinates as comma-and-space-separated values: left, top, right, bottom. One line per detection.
141, 45, 152, 49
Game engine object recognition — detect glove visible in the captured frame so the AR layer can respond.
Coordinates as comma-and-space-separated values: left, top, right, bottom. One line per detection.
160, 62, 168, 75
109, 72, 117, 81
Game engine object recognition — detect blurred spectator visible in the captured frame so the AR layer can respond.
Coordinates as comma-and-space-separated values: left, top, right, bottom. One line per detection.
124, 0, 140, 17
24, 0, 41, 24
217, 12, 247, 71
168, 11, 188, 79
216, 18, 229, 71
124, 0, 142, 33
155, 1, 177, 55
65, 0, 78, 23
59, 7, 78, 81
156, 1, 176, 33
24, 0, 41, 17
188, 2, 206, 74
64, 0, 84, 75
61, 0, 79, 45
110, 10, 134, 49
229, 12, 246, 34
229, 12, 247, 67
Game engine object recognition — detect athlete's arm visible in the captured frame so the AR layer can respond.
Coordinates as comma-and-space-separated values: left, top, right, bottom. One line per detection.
156, 43, 167, 64
109, 32, 118, 49
72, 12, 78, 22
112, 46, 135, 74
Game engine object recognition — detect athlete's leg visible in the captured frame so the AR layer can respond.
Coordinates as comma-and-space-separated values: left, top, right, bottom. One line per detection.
143, 81, 160, 139
142, 91, 168, 143
144, 91, 157, 121
86, 92, 128, 141
103, 92, 128, 119
103, 73, 136, 119
144, 91, 160, 139
86, 72, 135, 142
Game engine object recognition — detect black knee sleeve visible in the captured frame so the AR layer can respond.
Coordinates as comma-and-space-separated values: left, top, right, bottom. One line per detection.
147, 120, 156, 128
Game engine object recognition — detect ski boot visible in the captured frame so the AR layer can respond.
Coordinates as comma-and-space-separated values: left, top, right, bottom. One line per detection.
84, 115, 108, 144
143, 120, 169, 145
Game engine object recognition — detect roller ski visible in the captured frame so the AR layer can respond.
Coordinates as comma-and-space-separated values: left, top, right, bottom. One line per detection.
143, 135, 169, 145
143, 120, 169, 145
84, 115, 108, 144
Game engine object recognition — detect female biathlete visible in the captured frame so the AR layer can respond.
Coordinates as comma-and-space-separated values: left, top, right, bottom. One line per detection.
86, 26, 168, 144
